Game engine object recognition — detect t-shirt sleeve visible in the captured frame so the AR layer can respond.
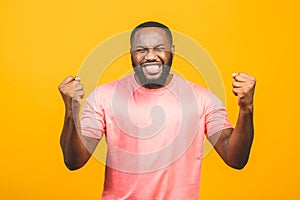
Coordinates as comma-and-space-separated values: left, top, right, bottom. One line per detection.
204, 92, 233, 138
80, 89, 105, 139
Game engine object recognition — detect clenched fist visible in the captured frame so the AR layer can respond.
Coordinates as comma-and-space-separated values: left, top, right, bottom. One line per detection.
232, 73, 256, 110
58, 76, 85, 113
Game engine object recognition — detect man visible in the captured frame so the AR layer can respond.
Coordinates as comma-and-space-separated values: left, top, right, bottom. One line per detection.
58, 21, 256, 199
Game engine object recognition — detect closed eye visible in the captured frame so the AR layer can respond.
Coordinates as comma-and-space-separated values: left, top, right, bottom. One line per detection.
154, 47, 166, 52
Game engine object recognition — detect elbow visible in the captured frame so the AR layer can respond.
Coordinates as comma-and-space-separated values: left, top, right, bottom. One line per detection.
64, 159, 85, 171
228, 162, 247, 170
226, 156, 249, 170
60, 146, 90, 171
66, 164, 81, 171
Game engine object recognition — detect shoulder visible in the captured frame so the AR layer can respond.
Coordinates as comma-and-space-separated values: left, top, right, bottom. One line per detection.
93, 74, 133, 95
84, 75, 133, 106
173, 74, 211, 97
172, 75, 223, 106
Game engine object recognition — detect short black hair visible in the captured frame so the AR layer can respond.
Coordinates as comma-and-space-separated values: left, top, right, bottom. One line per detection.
130, 21, 173, 46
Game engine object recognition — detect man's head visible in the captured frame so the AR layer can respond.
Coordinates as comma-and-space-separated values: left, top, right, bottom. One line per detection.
130, 21, 175, 89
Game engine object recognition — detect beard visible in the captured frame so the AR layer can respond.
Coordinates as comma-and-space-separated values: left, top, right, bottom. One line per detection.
132, 54, 173, 89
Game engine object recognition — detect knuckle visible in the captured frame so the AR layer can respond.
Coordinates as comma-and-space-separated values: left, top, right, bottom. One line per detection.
249, 82, 255, 88
58, 83, 64, 90
60, 88, 66, 94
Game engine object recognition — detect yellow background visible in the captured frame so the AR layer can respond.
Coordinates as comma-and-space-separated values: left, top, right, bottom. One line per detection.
1, 0, 299, 199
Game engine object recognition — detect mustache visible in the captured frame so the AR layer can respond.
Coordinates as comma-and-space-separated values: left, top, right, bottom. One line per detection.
141, 62, 162, 67
131, 54, 173, 68
132, 59, 165, 68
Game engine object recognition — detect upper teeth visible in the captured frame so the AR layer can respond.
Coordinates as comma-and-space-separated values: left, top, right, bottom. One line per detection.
145, 65, 160, 70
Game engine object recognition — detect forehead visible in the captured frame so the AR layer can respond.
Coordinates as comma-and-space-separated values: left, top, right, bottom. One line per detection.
131, 27, 170, 47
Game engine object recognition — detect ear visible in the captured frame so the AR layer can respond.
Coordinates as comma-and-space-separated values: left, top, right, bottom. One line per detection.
129, 48, 134, 56
171, 45, 175, 54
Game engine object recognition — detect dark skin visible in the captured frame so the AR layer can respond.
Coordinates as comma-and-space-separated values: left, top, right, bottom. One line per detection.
58, 76, 99, 170
59, 27, 255, 170
210, 72, 255, 169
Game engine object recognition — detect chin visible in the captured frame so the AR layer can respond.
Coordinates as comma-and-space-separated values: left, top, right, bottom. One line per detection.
134, 66, 170, 89
144, 74, 163, 80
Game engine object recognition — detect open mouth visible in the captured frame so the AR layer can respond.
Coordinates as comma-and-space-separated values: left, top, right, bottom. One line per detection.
142, 64, 162, 75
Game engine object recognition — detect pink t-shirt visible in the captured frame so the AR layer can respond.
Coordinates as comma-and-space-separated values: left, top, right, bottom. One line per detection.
81, 74, 232, 199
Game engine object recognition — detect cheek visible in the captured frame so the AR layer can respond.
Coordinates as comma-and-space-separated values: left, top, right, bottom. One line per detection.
159, 53, 171, 62
132, 55, 144, 64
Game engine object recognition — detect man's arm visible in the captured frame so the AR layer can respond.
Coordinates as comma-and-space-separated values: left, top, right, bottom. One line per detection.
58, 76, 100, 170
208, 73, 256, 169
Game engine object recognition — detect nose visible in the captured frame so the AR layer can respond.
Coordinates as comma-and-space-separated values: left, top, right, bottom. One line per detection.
144, 48, 157, 61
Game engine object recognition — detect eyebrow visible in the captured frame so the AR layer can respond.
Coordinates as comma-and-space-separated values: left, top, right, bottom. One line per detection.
135, 44, 165, 49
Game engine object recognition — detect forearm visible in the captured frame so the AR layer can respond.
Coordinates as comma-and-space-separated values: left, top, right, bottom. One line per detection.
60, 109, 90, 170
226, 106, 254, 169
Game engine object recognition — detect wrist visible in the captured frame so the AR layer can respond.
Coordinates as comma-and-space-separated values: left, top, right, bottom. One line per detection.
65, 108, 74, 118
64, 101, 81, 114
65, 106, 79, 116
239, 104, 254, 113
